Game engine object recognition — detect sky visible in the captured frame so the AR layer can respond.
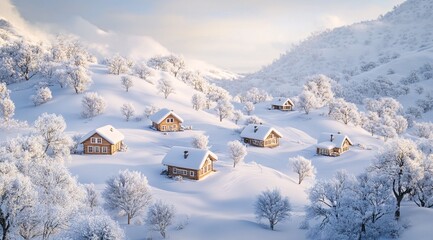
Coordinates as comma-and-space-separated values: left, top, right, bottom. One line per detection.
8, 0, 406, 73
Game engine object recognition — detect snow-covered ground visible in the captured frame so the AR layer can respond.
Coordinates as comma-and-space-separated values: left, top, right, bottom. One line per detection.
5, 63, 431, 239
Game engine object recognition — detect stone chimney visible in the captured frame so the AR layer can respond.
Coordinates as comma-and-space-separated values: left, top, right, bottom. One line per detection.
184, 150, 189, 159
330, 134, 334, 142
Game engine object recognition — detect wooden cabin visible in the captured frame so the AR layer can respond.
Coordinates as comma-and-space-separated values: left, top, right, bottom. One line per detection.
149, 108, 184, 132
316, 132, 353, 157
80, 125, 124, 155
162, 146, 218, 180
240, 124, 283, 148
271, 97, 294, 111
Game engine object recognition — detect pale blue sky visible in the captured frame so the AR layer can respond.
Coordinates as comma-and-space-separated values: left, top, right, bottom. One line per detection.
11, 0, 405, 72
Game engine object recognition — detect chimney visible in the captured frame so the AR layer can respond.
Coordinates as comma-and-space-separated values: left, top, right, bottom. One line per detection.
330, 134, 334, 142
110, 128, 113, 132
184, 151, 189, 159
338, 131, 341, 134
254, 126, 258, 133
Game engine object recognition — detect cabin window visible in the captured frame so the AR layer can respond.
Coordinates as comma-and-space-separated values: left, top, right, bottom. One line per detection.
173, 168, 177, 174
91, 137, 102, 144
102, 147, 108, 153
95, 146, 100, 153
166, 118, 174, 123
88, 146, 93, 153
162, 126, 166, 131
190, 171, 195, 177
181, 170, 187, 175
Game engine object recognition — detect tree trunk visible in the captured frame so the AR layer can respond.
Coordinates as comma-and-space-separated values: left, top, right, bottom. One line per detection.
270, 220, 274, 230
298, 175, 302, 184
127, 214, 131, 225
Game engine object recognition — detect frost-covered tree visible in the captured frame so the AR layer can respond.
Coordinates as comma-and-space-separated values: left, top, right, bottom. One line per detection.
121, 76, 134, 92
369, 139, 424, 219
297, 90, 317, 114
0, 83, 10, 99
227, 140, 247, 168
166, 54, 186, 78
103, 170, 152, 224
245, 115, 263, 125
243, 87, 269, 104
146, 201, 176, 238
144, 105, 160, 119
290, 156, 316, 184
303, 74, 334, 107
61, 65, 92, 94
232, 110, 243, 124
255, 188, 291, 231
181, 71, 208, 92
157, 78, 175, 99
106, 54, 131, 75
243, 102, 255, 115
81, 92, 106, 118
31, 87, 52, 106
191, 134, 209, 150
328, 98, 360, 125
0, 98, 15, 121
416, 92, 433, 113
214, 99, 233, 122
191, 93, 206, 111
120, 103, 135, 122
413, 122, 433, 139
412, 156, 433, 208
206, 84, 231, 104
133, 61, 154, 83
33, 112, 72, 158
365, 97, 402, 118
67, 214, 125, 240
83, 183, 99, 211
362, 111, 380, 136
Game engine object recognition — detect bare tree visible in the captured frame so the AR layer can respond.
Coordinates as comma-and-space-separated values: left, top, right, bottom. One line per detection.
290, 156, 316, 184
227, 140, 247, 168
120, 103, 136, 121
215, 99, 233, 122
121, 76, 134, 92
255, 188, 291, 230
146, 201, 175, 238
243, 102, 255, 115
103, 170, 152, 224
157, 78, 175, 99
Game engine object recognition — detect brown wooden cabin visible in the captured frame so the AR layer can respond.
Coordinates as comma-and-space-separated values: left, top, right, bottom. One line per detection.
271, 97, 294, 111
240, 124, 283, 148
162, 146, 218, 180
316, 132, 353, 157
150, 108, 184, 132
80, 125, 124, 155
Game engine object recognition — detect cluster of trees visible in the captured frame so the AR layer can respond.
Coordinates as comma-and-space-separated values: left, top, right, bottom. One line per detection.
0, 83, 14, 122
297, 74, 334, 114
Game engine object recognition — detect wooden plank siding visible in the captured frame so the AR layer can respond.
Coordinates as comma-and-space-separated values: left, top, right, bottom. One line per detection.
316, 139, 352, 156
153, 113, 182, 132
243, 130, 280, 148
167, 158, 214, 180
82, 133, 122, 155
271, 104, 292, 111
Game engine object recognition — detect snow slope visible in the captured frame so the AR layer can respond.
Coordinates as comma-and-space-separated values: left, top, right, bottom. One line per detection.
7, 63, 429, 239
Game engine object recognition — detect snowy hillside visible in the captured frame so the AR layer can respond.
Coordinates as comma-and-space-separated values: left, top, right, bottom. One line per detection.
227, 0, 433, 98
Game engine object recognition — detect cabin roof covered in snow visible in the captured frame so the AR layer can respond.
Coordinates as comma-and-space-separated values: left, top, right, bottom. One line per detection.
162, 146, 217, 170
149, 108, 184, 124
240, 124, 283, 141
80, 125, 124, 144
316, 132, 352, 149
271, 97, 294, 107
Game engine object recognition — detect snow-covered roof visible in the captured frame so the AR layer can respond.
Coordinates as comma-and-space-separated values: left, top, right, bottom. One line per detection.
271, 97, 294, 107
316, 132, 352, 149
80, 125, 124, 144
149, 108, 184, 124
240, 124, 283, 141
161, 146, 218, 170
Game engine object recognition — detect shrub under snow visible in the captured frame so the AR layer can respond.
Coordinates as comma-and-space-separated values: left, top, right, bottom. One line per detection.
31, 87, 52, 106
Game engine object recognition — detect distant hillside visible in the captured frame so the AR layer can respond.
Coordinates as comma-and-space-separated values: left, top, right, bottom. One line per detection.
228, 0, 433, 98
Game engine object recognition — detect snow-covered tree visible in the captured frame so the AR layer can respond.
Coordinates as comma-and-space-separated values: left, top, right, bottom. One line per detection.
416, 92, 433, 113
245, 115, 263, 125
106, 54, 131, 75
146, 201, 176, 238
191, 134, 209, 150
31, 87, 52, 106
67, 214, 125, 240
227, 140, 247, 168
144, 105, 160, 119
83, 183, 99, 211
412, 156, 433, 208
206, 84, 231, 104
365, 97, 402, 118
413, 122, 433, 139
103, 170, 152, 224
214, 99, 233, 122
303, 74, 334, 107
157, 78, 175, 99
120, 103, 135, 122
369, 139, 424, 219
243, 87, 269, 104
290, 156, 316, 184
191, 93, 206, 111
362, 111, 380, 136
133, 61, 154, 83
81, 92, 106, 118
0, 83, 10, 99
328, 98, 360, 125
297, 90, 317, 114
243, 102, 255, 115
166, 54, 186, 78
255, 188, 291, 231
232, 110, 243, 124
121, 76, 134, 92
181, 71, 208, 92
0, 98, 15, 121
33, 112, 72, 158
60, 64, 92, 94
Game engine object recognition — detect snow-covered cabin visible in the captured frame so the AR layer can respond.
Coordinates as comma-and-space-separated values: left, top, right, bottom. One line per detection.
316, 132, 353, 157
240, 124, 283, 148
80, 125, 124, 155
162, 146, 218, 180
271, 97, 294, 111
150, 108, 184, 132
